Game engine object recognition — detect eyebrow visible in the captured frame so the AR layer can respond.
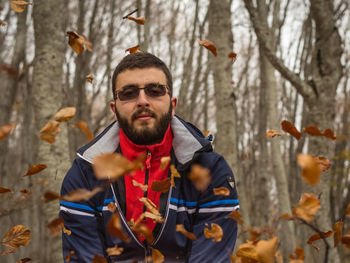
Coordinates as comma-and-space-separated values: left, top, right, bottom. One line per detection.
120, 82, 163, 90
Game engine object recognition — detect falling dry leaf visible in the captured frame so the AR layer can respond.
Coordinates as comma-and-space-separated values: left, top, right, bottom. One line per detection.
23, 164, 47, 177
151, 178, 171, 193
108, 202, 116, 213
152, 248, 164, 263
314, 156, 331, 172
279, 213, 295, 220
72, 121, 94, 142
20, 189, 30, 194
288, 247, 305, 263
132, 179, 148, 192
213, 187, 230, 196
228, 210, 243, 226
0, 20, 6, 26
0, 122, 17, 142
47, 217, 64, 236
0, 187, 12, 194
92, 254, 108, 263
65, 250, 75, 262
198, 39, 218, 56
2, 225, 31, 250
16, 258, 31, 263
1, 248, 16, 256
307, 231, 333, 250
293, 193, 321, 221
144, 211, 164, 223
176, 224, 197, 240
63, 226, 71, 235
303, 126, 336, 140
342, 230, 350, 248
125, 45, 141, 54
160, 156, 171, 170
127, 16, 146, 25
188, 164, 211, 191
281, 120, 302, 140
204, 223, 223, 242
245, 227, 261, 242
139, 197, 160, 216
297, 154, 320, 185
266, 129, 282, 138
39, 120, 61, 144
67, 31, 92, 54
107, 213, 130, 243
334, 221, 344, 248
61, 187, 103, 202
255, 237, 278, 263
10, 1, 31, 13
346, 203, 350, 217
203, 130, 210, 136
228, 52, 237, 63
86, 74, 94, 83
322, 129, 336, 140
54, 107, 76, 122
41, 191, 60, 202
170, 165, 181, 187
235, 242, 259, 262
131, 223, 154, 243
106, 245, 124, 256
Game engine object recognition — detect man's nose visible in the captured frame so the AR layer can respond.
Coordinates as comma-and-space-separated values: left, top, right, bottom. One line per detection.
136, 89, 150, 106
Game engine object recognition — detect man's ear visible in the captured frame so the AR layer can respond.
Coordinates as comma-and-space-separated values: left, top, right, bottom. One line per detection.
110, 101, 118, 121
171, 97, 177, 118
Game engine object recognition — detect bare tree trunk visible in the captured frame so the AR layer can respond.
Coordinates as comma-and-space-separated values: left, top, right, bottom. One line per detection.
32, 0, 70, 261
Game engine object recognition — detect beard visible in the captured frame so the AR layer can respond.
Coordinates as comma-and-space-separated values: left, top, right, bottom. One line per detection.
115, 104, 173, 145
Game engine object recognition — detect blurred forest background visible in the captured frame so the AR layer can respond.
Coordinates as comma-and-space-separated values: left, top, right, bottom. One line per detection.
0, 0, 349, 262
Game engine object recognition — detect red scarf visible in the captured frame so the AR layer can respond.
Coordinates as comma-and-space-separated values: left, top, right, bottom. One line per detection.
119, 125, 173, 241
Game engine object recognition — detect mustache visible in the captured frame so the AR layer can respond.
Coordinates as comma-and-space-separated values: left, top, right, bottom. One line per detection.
132, 108, 156, 121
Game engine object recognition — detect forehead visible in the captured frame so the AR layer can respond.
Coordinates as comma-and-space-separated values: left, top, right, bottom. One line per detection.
115, 67, 167, 89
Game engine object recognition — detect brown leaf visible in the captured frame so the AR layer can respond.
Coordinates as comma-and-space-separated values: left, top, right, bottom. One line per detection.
125, 45, 141, 54
86, 74, 94, 83
151, 178, 171, 193
288, 247, 305, 262
245, 227, 261, 242
65, 250, 75, 262
16, 257, 31, 263
131, 223, 154, 243
0, 20, 6, 26
1, 64, 17, 76
47, 217, 64, 236
293, 193, 321, 221
255, 237, 278, 263
2, 225, 31, 250
188, 164, 211, 191
346, 203, 350, 217
20, 189, 30, 194
67, 31, 92, 54
139, 197, 160, 216
0, 187, 12, 193
144, 211, 165, 223
170, 165, 181, 187
342, 232, 350, 248
266, 129, 282, 138
54, 107, 76, 122
307, 231, 333, 250
228, 210, 243, 225
127, 16, 146, 25
63, 226, 71, 235
322, 128, 336, 140
297, 154, 320, 185
228, 52, 237, 63
0, 122, 17, 142
303, 126, 322, 136
1, 248, 16, 255
107, 214, 130, 243
334, 221, 344, 248
106, 245, 124, 256
176, 224, 197, 240
132, 179, 148, 192
204, 223, 223, 242
92, 254, 108, 263
236, 242, 259, 262
61, 187, 103, 202
314, 156, 331, 172
41, 191, 60, 202
39, 120, 61, 144
160, 156, 171, 170
281, 120, 302, 140
108, 202, 116, 213
72, 121, 94, 142
10, 1, 31, 13
213, 187, 230, 196
152, 248, 164, 263
23, 164, 47, 177
279, 213, 295, 220
93, 153, 136, 180
198, 39, 218, 56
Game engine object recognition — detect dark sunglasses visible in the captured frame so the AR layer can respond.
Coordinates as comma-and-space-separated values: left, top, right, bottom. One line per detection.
116, 83, 168, 101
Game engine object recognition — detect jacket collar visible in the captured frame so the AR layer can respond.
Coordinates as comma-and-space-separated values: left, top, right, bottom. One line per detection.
77, 115, 212, 166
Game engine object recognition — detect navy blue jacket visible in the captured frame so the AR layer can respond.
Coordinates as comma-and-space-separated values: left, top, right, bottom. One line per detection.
60, 116, 239, 262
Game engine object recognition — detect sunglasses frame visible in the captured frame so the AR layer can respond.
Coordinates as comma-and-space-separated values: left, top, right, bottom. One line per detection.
116, 83, 169, 101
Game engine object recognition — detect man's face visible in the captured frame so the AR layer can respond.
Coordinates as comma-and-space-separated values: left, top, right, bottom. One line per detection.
110, 67, 177, 145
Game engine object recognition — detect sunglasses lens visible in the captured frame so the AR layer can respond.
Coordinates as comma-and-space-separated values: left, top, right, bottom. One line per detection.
145, 84, 167, 97
118, 87, 139, 101
117, 84, 167, 101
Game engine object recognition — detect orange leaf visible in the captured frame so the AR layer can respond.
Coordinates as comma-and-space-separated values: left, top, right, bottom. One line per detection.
170, 165, 181, 187
297, 154, 320, 185
213, 187, 230, 196
151, 178, 171, 193
266, 129, 282, 138
54, 107, 76, 122
131, 223, 154, 243
279, 213, 295, 220
127, 16, 146, 25
245, 227, 261, 242
65, 250, 75, 262
152, 248, 164, 263
106, 245, 124, 256
0, 187, 12, 193
125, 45, 141, 54
107, 202, 116, 213
107, 214, 130, 243
47, 217, 64, 236
67, 31, 92, 54
92, 254, 108, 263
334, 221, 344, 248
288, 247, 305, 261
293, 193, 320, 221
281, 120, 302, 140
342, 232, 350, 248
10, 1, 31, 13
176, 224, 197, 240
86, 74, 94, 83
159, 156, 171, 170
188, 164, 211, 191
139, 197, 160, 216
132, 179, 148, 192
203, 130, 210, 137
41, 191, 60, 202
23, 164, 47, 177
61, 187, 103, 202
198, 39, 218, 56
204, 223, 223, 242
2, 225, 31, 250
307, 231, 333, 250
236, 242, 259, 262
228, 210, 243, 225
0, 122, 17, 142
72, 121, 94, 142
39, 120, 61, 144
63, 226, 71, 235
16, 258, 31, 263
314, 156, 331, 172
228, 52, 237, 63
255, 236, 278, 263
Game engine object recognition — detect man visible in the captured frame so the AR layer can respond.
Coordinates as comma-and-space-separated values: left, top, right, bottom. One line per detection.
60, 52, 239, 262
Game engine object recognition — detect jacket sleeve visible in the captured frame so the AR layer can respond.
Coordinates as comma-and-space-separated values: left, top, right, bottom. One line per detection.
187, 154, 239, 263
59, 158, 109, 263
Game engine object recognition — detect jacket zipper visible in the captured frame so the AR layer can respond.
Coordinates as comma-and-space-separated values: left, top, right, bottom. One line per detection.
143, 150, 151, 213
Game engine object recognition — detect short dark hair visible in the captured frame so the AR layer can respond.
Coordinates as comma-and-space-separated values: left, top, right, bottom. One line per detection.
111, 52, 173, 100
